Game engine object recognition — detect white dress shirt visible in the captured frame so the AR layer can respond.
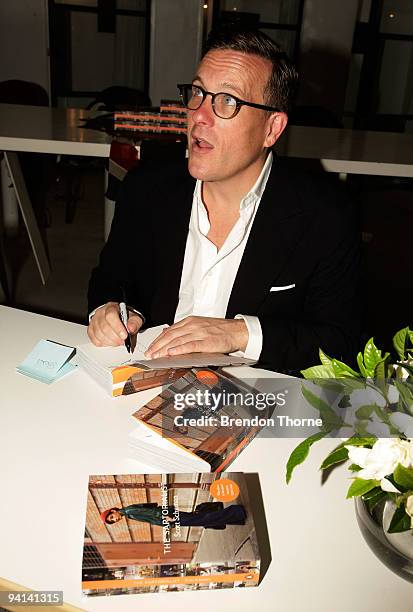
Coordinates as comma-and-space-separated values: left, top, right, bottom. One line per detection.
174, 152, 273, 360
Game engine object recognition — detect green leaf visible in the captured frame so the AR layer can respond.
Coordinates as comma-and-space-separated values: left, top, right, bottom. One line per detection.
394, 379, 413, 415
393, 327, 409, 361
313, 379, 346, 393
320, 446, 349, 470
409, 330, 413, 346
355, 405, 375, 419
372, 405, 404, 437
362, 488, 388, 513
363, 338, 383, 373
344, 436, 377, 448
338, 378, 367, 392
354, 421, 372, 436
348, 463, 362, 471
393, 464, 413, 491
301, 385, 346, 430
357, 352, 369, 377
331, 358, 359, 378
319, 348, 333, 367
374, 353, 391, 379
387, 505, 412, 533
286, 432, 327, 483
346, 478, 380, 498
300, 364, 335, 379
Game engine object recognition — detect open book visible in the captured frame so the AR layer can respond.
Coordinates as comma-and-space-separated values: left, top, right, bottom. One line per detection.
76, 325, 255, 397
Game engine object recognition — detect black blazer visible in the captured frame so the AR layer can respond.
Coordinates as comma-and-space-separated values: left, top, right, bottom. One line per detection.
88, 157, 361, 373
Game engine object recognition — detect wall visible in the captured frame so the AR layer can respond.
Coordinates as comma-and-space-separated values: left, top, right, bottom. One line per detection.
149, 0, 204, 105
0, 0, 50, 100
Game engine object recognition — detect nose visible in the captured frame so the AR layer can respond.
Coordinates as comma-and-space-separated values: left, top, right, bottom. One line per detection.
190, 93, 215, 126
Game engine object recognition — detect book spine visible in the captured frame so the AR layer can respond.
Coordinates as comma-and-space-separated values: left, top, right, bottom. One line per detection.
82, 570, 259, 590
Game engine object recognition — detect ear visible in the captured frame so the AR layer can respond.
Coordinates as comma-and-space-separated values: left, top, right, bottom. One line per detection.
263, 112, 288, 148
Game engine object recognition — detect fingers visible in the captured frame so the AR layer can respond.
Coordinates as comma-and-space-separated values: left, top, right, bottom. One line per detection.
146, 333, 205, 358
87, 303, 142, 347
145, 316, 207, 356
127, 314, 143, 335
144, 317, 248, 358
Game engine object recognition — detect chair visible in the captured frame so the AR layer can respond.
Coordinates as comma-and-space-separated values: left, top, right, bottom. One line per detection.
86, 86, 151, 111
58, 86, 152, 223
0, 79, 49, 106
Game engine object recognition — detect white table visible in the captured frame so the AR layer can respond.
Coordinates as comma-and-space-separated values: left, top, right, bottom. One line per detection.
0, 305, 412, 611
278, 125, 413, 177
0, 104, 111, 285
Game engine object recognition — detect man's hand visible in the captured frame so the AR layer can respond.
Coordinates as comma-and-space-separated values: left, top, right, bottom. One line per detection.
145, 316, 248, 358
87, 302, 143, 347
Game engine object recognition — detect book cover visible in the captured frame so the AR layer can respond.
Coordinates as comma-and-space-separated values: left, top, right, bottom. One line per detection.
76, 325, 254, 397
130, 368, 272, 472
82, 472, 260, 596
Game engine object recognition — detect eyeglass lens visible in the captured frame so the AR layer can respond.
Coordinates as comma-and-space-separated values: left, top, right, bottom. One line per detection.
182, 85, 237, 119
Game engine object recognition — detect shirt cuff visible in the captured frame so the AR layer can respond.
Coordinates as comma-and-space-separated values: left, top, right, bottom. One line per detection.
234, 314, 263, 361
89, 303, 145, 324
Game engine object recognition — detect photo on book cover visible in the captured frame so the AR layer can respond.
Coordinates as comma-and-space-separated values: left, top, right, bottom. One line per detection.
82, 472, 261, 597
131, 368, 274, 472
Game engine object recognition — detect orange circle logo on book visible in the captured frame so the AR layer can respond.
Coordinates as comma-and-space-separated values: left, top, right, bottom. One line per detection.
210, 478, 240, 502
195, 370, 219, 386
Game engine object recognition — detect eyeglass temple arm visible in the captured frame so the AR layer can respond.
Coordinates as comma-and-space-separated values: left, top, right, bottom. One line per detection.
240, 100, 281, 113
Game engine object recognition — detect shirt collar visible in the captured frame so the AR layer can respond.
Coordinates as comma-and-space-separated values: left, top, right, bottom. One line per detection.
194, 150, 273, 213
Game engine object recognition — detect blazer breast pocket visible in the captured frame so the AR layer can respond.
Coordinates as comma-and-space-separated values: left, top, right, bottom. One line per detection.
270, 284, 296, 292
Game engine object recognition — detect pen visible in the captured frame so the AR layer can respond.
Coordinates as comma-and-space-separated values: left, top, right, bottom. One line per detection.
119, 287, 132, 354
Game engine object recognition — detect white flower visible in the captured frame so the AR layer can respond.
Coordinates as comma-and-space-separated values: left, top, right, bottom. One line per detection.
379, 478, 400, 493
406, 495, 413, 529
346, 438, 412, 482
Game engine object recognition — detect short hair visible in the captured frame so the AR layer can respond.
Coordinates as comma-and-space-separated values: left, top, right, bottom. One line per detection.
203, 28, 298, 113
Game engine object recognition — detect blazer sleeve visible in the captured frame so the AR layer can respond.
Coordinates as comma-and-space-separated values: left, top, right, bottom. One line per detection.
258, 196, 361, 375
87, 167, 150, 318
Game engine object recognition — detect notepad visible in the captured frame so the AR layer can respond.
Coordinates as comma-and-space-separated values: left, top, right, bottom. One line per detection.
16, 339, 77, 384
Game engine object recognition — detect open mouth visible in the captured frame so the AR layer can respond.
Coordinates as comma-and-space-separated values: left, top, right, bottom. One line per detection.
192, 136, 214, 152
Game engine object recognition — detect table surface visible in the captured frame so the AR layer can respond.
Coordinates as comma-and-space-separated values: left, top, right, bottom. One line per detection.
278, 124, 413, 177
0, 104, 111, 157
1, 305, 412, 611
2, 103, 413, 176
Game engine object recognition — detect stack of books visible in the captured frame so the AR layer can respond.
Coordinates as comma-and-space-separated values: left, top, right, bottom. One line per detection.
114, 100, 187, 136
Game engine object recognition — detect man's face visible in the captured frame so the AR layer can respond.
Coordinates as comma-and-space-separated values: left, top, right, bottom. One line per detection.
187, 49, 278, 187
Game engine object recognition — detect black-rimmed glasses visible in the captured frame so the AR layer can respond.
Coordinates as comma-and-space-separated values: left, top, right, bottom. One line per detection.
177, 83, 280, 119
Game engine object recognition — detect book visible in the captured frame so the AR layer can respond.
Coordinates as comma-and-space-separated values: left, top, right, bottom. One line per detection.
76, 325, 254, 397
82, 471, 261, 596
129, 368, 272, 472
76, 325, 185, 397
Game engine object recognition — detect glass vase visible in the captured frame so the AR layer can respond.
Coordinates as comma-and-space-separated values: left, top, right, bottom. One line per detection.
355, 497, 413, 583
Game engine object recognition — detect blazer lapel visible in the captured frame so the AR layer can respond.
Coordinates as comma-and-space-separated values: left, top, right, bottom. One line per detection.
226, 159, 312, 317
150, 175, 195, 324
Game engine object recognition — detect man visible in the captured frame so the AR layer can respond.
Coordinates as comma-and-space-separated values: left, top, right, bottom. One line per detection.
100, 503, 247, 529
88, 29, 360, 373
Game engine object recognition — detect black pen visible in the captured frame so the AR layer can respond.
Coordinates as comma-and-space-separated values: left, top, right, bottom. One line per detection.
119, 286, 132, 354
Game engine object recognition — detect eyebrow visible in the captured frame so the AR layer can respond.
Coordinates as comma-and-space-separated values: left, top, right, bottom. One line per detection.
192, 76, 246, 98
